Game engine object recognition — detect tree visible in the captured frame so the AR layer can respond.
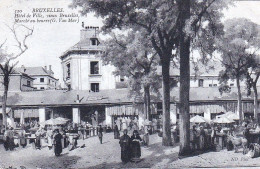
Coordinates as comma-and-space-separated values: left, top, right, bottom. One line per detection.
101, 30, 161, 120
71, 0, 230, 151
217, 18, 259, 124
0, 24, 33, 128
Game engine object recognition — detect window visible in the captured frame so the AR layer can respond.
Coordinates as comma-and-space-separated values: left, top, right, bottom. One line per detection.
209, 84, 212, 87
213, 84, 217, 87
27, 80, 31, 87
40, 87, 45, 90
230, 83, 234, 87
91, 39, 97, 45
40, 78, 44, 82
66, 63, 71, 79
198, 79, 204, 87
120, 76, 125, 82
49, 79, 51, 84
91, 38, 99, 46
91, 83, 99, 92
90, 61, 99, 75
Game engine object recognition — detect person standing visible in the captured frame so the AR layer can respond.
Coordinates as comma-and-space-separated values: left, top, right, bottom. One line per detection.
198, 126, 206, 151
114, 123, 120, 139
130, 130, 142, 162
190, 125, 198, 151
243, 124, 250, 148
97, 125, 103, 144
53, 129, 63, 156
3, 127, 9, 151
119, 129, 131, 163
143, 126, 149, 146
35, 128, 42, 150
210, 126, 216, 145
46, 127, 53, 150
19, 127, 27, 148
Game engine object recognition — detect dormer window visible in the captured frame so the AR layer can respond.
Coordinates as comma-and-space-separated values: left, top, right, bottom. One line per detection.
90, 38, 99, 46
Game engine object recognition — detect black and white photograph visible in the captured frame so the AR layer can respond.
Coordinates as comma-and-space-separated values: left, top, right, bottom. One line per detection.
1, 0, 260, 168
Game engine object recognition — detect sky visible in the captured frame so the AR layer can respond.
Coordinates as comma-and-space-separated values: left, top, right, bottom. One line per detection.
0, 0, 260, 87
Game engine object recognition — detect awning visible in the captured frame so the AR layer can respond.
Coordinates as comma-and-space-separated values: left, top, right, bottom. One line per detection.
106, 104, 144, 116
189, 104, 225, 114
14, 109, 39, 118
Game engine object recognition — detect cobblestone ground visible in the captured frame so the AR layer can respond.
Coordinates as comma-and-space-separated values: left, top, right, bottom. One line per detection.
1, 133, 260, 168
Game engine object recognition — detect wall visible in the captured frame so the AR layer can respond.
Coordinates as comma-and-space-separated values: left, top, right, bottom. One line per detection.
33, 76, 58, 90
0, 75, 33, 91
62, 54, 116, 91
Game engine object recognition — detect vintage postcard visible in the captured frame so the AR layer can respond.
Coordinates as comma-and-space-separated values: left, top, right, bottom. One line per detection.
0, 0, 260, 168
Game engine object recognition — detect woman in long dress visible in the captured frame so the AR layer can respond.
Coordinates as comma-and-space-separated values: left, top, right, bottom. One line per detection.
98, 125, 103, 144
119, 129, 131, 163
35, 129, 42, 150
199, 126, 206, 151
114, 124, 120, 139
53, 129, 63, 156
143, 126, 149, 146
46, 127, 53, 150
19, 128, 27, 148
130, 130, 142, 162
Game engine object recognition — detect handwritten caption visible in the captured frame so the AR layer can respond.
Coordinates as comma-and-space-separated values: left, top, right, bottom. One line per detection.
14, 8, 80, 24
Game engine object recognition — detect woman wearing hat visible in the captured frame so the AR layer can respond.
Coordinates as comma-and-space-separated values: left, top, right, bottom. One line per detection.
119, 129, 131, 163
53, 129, 63, 156
130, 130, 142, 162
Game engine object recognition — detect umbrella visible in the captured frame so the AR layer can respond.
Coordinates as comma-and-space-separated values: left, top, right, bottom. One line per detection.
43, 118, 67, 126
214, 117, 234, 124
55, 117, 70, 122
226, 113, 239, 121
190, 115, 207, 123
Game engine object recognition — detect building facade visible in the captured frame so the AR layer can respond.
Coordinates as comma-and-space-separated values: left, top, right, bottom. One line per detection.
17, 66, 59, 90
60, 26, 120, 91
0, 71, 34, 92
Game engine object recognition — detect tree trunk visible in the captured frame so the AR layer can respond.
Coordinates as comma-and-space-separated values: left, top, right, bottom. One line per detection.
178, 0, 191, 156
2, 80, 8, 128
236, 77, 243, 124
144, 85, 151, 121
253, 84, 258, 123
161, 58, 172, 146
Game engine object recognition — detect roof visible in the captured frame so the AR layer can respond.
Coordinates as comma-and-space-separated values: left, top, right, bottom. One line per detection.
60, 40, 105, 59
0, 69, 34, 80
16, 67, 58, 80
157, 60, 224, 77
1, 86, 258, 107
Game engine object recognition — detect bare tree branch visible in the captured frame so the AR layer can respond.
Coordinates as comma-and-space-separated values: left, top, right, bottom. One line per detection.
7, 23, 34, 61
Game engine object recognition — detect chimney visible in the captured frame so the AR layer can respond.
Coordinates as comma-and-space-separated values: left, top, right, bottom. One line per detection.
49, 65, 52, 71
44, 66, 47, 70
21, 65, 26, 72
80, 26, 99, 42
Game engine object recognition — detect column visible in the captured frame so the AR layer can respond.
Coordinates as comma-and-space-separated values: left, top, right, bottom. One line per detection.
204, 108, 211, 122
170, 104, 177, 124
39, 107, 46, 123
138, 114, 145, 128
105, 107, 112, 127
170, 111, 177, 125
73, 107, 81, 124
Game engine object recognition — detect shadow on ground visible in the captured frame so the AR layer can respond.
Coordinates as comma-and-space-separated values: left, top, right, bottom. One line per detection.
89, 142, 180, 169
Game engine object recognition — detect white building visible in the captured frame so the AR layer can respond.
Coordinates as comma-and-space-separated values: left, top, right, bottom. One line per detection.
60, 26, 120, 91
17, 66, 59, 90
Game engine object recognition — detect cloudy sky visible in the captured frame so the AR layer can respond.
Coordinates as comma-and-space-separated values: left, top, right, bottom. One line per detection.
0, 0, 260, 86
